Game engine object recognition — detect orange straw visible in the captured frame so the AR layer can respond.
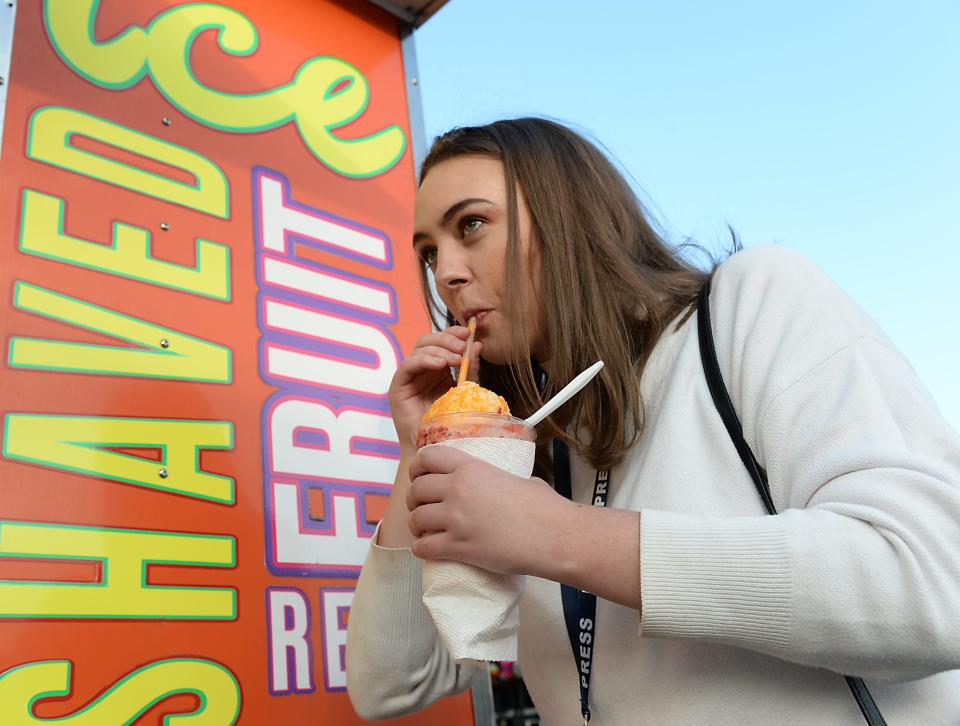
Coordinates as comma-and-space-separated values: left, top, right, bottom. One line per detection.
456, 316, 477, 386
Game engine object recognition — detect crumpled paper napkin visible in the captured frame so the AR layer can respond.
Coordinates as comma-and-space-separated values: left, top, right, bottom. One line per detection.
419, 437, 535, 663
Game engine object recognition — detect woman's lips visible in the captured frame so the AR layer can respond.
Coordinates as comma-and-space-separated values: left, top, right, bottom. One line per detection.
462, 309, 491, 325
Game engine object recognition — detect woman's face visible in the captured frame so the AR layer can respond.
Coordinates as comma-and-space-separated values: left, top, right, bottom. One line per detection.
414, 155, 546, 366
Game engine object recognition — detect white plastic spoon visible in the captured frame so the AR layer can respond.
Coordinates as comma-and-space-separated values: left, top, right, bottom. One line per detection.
525, 361, 604, 427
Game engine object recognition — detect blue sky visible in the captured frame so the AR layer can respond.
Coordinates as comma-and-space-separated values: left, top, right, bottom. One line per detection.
413, 0, 960, 432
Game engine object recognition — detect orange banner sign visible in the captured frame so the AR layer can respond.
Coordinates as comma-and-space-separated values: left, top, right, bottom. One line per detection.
0, 1, 471, 723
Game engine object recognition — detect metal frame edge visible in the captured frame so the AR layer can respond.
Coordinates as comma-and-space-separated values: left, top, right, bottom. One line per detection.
400, 21, 427, 176
368, 0, 447, 27
399, 20, 447, 325
0, 0, 17, 160
369, 0, 417, 26
470, 668, 496, 726
399, 16, 494, 726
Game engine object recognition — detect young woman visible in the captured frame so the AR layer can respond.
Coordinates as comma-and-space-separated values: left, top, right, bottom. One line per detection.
345, 118, 960, 724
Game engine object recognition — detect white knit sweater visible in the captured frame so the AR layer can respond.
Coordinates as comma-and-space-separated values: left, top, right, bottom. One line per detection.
346, 245, 960, 724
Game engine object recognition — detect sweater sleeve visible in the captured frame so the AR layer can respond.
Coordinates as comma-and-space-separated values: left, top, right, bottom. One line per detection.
639, 247, 960, 681
345, 531, 482, 719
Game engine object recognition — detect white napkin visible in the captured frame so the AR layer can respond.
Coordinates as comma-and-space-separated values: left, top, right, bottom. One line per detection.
420, 437, 536, 663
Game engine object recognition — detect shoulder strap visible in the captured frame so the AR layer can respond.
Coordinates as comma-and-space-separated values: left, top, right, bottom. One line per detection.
696, 277, 887, 726
696, 278, 775, 514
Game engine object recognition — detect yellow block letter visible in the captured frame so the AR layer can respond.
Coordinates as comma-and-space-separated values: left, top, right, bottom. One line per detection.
27, 106, 228, 218
0, 658, 240, 725
0, 521, 236, 619
3, 414, 234, 504
20, 189, 230, 300
8, 282, 231, 382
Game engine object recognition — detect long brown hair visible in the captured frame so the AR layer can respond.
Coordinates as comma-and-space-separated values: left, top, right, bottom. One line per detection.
418, 118, 718, 473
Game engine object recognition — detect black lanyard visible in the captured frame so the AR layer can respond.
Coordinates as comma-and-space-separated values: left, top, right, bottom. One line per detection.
553, 438, 609, 725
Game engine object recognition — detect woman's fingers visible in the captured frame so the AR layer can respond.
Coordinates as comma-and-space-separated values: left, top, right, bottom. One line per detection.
411, 530, 456, 561
388, 325, 480, 454
403, 345, 462, 370
395, 330, 475, 384
409, 445, 469, 480
408, 502, 447, 537
410, 532, 452, 560
413, 328, 470, 355
405, 472, 448, 511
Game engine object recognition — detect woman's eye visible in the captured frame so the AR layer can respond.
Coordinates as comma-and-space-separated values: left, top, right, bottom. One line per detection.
460, 217, 483, 236
418, 246, 438, 268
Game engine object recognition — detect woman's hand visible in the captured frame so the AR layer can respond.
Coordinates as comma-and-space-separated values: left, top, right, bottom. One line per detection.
389, 327, 481, 457
405, 445, 570, 576
406, 445, 643, 610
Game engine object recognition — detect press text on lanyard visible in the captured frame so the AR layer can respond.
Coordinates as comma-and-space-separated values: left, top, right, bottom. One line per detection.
552, 439, 610, 725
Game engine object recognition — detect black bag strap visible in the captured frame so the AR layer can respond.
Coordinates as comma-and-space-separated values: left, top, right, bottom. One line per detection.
696, 277, 887, 726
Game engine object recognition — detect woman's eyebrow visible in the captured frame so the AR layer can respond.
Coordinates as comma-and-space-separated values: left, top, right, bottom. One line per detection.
440, 197, 494, 226
413, 197, 494, 246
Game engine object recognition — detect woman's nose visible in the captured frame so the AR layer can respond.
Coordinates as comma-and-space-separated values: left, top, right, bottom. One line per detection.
434, 248, 472, 290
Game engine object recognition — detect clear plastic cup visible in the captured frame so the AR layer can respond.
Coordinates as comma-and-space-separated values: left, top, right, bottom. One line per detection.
415, 412, 536, 477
